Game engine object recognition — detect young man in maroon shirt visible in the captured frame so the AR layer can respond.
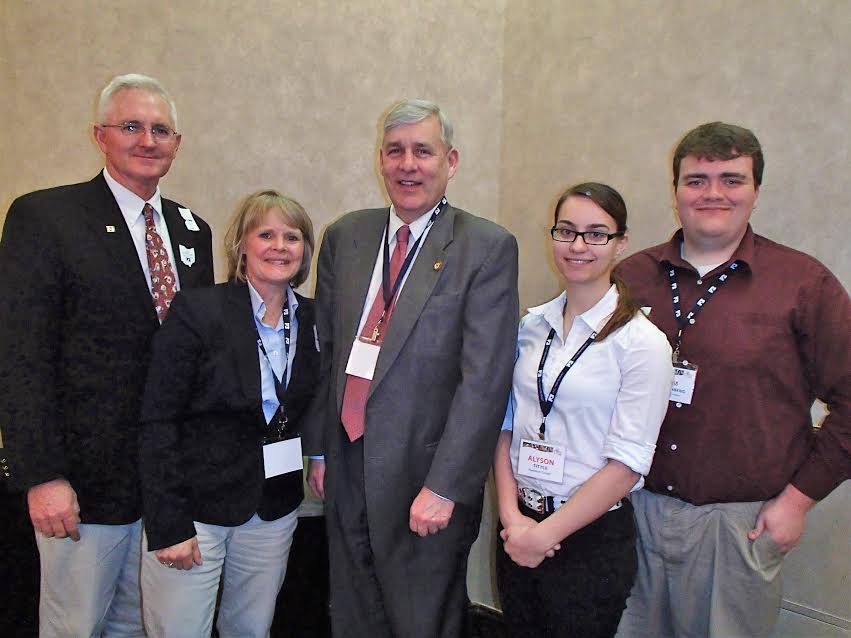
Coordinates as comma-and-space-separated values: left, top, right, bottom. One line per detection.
615, 122, 850, 638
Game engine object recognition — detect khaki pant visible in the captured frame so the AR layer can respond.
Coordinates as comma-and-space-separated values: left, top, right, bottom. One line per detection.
616, 490, 785, 638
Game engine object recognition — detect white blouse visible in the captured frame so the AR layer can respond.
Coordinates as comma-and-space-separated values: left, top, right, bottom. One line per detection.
504, 285, 673, 499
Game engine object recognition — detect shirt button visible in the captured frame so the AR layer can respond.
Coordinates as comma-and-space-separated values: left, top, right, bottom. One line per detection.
697, 279, 703, 285
666, 485, 673, 491
689, 318, 696, 324
670, 444, 678, 450
675, 402, 682, 408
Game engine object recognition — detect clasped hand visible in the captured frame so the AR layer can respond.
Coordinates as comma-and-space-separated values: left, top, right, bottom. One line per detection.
500, 520, 561, 568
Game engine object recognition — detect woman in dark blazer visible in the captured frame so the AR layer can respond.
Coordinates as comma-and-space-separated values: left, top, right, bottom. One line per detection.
139, 189, 320, 638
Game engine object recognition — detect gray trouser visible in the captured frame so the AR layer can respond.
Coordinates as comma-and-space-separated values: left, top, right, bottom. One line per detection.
616, 490, 785, 638
36, 519, 144, 638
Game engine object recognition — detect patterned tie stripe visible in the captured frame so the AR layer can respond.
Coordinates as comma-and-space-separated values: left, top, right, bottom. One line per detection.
143, 203, 178, 322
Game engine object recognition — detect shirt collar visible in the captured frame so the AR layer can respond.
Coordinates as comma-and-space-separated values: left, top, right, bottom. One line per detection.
388, 198, 443, 241
528, 284, 618, 340
247, 280, 298, 329
658, 225, 755, 274
102, 167, 163, 226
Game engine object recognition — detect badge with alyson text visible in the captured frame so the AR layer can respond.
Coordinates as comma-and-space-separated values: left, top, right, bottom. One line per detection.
518, 438, 565, 483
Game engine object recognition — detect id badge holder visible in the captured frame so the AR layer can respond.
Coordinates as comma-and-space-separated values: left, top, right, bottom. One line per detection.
670, 360, 698, 406
346, 338, 380, 380
263, 435, 303, 478
517, 438, 566, 483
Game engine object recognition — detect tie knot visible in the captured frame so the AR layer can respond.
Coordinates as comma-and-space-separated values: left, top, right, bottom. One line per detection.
143, 203, 156, 227
396, 225, 411, 246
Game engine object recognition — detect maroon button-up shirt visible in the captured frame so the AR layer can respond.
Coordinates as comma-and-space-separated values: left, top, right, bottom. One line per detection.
617, 226, 851, 505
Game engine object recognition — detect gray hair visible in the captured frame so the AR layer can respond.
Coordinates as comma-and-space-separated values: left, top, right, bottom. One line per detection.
383, 99, 454, 149
97, 73, 179, 130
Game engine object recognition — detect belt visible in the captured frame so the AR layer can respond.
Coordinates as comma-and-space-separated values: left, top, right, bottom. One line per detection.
518, 486, 623, 515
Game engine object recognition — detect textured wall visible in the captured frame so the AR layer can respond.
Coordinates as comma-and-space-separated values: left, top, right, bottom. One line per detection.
0, 0, 506, 286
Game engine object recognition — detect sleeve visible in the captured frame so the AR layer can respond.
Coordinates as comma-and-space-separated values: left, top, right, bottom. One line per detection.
0, 197, 66, 490
300, 226, 337, 457
601, 319, 674, 476
501, 339, 521, 432
424, 231, 520, 504
138, 292, 203, 550
788, 266, 851, 500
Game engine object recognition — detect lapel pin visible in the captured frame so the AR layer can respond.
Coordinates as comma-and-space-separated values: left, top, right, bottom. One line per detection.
105, 225, 116, 233
433, 260, 443, 271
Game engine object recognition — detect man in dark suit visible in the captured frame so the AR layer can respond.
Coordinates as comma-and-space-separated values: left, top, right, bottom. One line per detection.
0, 73, 213, 637
306, 99, 519, 637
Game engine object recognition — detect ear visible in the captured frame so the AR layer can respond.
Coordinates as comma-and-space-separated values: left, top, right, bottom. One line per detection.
446, 147, 459, 179
614, 234, 629, 258
93, 124, 108, 154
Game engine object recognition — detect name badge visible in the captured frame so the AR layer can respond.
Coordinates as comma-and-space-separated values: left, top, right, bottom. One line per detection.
517, 438, 565, 483
670, 361, 698, 405
263, 436, 303, 478
345, 338, 380, 380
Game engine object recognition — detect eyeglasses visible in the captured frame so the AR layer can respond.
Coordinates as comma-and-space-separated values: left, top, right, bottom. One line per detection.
99, 122, 178, 141
550, 227, 624, 245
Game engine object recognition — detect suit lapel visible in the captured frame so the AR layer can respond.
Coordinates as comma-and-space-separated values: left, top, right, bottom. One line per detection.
225, 280, 263, 408
162, 200, 202, 286
368, 205, 455, 397
79, 174, 158, 324
334, 211, 387, 405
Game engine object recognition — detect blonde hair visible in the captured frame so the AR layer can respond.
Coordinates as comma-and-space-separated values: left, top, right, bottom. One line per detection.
224, 190, 315, 287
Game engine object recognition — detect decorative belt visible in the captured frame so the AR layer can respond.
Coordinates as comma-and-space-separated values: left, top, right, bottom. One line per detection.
518, 486, 622, 515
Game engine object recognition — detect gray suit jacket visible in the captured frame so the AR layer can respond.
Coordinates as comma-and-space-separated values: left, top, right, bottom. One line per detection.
308, 203, 518, 559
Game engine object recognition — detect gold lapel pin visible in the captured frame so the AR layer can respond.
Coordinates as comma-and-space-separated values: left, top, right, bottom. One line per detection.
105, 225, 116, 233
433, 260, 443, 271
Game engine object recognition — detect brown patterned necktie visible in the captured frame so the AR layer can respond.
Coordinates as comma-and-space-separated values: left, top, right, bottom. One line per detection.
340, 225, 411, 442
143, 203, 178, 322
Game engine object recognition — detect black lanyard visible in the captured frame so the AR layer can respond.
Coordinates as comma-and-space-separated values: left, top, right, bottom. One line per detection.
668, 260, 740, 360
255, 299, 291, 439
368, 198, 447, 342
536, 327, 597, 440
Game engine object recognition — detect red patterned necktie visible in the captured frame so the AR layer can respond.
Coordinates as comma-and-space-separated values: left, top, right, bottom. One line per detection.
143, 203, 178, 323
341, 225, 411, 442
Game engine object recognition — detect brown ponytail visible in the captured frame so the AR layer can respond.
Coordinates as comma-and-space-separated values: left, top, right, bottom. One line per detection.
596, 272, 640, 342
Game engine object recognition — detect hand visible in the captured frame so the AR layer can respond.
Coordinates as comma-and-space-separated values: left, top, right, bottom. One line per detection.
409, 487, 455, 537
500, 524, 560, 568
27, 479, 81, 541
748, 484, 815, 553
154, 537, 202, 571
308, 458, 325, 501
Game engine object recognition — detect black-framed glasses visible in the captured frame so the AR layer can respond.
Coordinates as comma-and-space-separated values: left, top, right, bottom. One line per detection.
99, 122, 178, 141
550, 227, 624, 245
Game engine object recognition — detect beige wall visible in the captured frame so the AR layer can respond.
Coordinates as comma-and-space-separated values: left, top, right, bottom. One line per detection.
1, 0, 507, 286
3, 1, 849, 634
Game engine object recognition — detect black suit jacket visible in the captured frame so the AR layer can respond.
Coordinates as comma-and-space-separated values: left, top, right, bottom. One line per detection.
139, 280, 320, 551
0, 174, 214, 523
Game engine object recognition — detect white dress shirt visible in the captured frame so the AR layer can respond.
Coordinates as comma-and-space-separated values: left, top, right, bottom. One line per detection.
504, 285, 673, 499
103, 167, 181, 290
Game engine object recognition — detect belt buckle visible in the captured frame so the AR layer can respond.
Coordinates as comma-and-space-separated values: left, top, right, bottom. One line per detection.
518, 487, 545, 514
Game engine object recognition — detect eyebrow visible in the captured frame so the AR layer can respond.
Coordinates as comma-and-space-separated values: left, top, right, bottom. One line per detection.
682, 171, 748, 180
555, 221, 613, 232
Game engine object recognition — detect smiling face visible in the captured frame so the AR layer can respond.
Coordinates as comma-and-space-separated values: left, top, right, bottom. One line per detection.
242, 208, 305, 299
552, 195, 627, 290
379, 115, 459, 223
93, 88, 181, 200
675, 154, 759, 253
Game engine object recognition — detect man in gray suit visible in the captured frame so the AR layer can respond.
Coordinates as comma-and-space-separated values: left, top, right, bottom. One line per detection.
307, 100, 518, 637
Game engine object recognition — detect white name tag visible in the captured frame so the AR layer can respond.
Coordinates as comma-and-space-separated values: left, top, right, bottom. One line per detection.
517, 438, 566, 483
670, 361, 698, 405
345, 338, 380, 380
263, 437, 303, 478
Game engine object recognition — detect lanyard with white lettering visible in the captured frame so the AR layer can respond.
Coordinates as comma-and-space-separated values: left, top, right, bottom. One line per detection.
255, 300, 291, 439
536, 328, 597, 440
368, 197, 447, 342
668, 261, 739, 361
